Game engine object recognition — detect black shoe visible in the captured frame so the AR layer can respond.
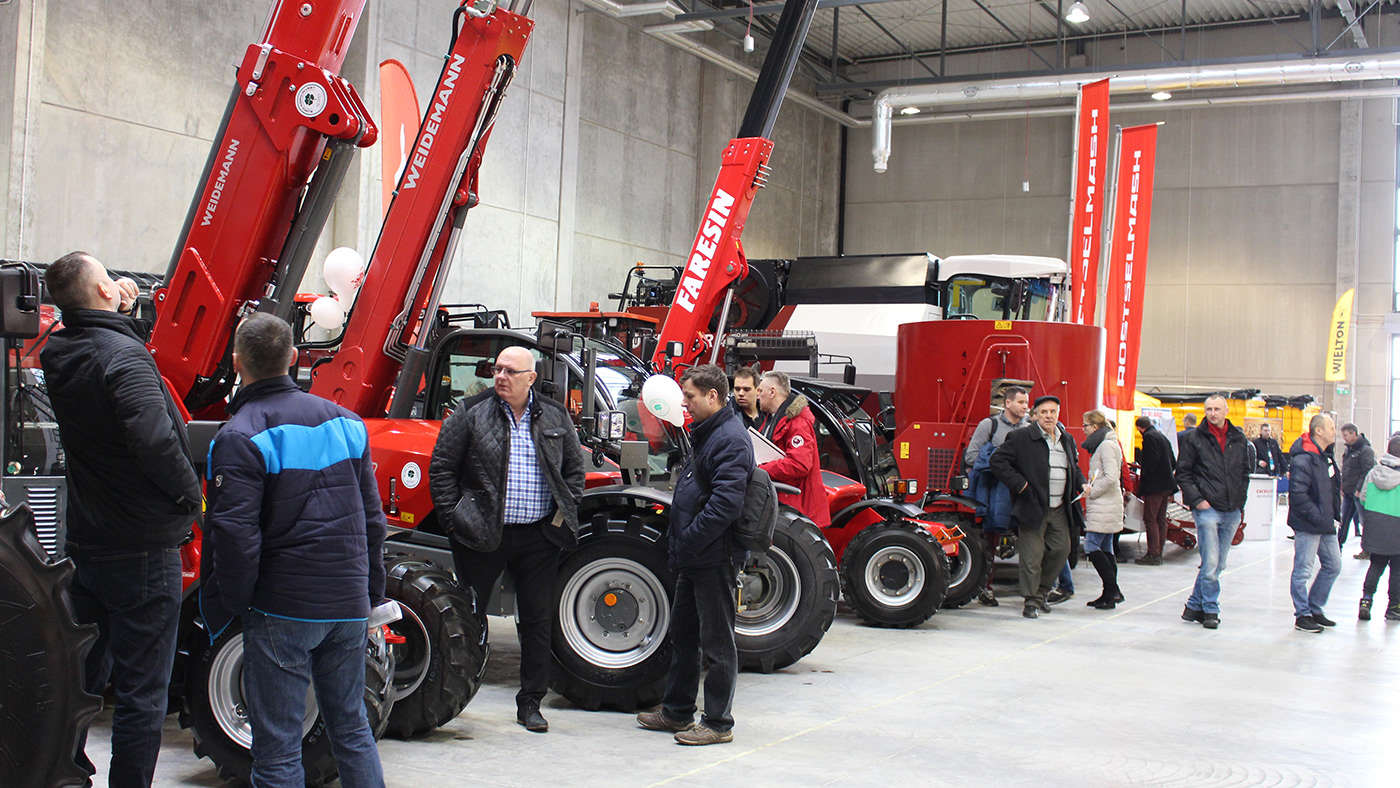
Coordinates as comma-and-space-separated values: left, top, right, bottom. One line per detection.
1360, 597, 1373, 621
1202, 613, 1220, 629
1091, 597, 1117, 610
1182, 605, 1204, 623
1134, 554, 1163, 566
1386, 604, 1400, 622
977, 589, 999, 607
1034, 598, 1053, 613
1023, 605, 1039, 619
1086, 594, 1108, 607
1312, 613, 1336, 627
1046, 588, 1073, 605
517, 702, 548, 733
1295, 615, 1323, 633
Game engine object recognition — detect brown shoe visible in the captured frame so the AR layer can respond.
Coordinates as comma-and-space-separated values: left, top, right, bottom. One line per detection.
637, 709, 694, 732
675, 722, 733, 745
1133, 553, 1163, 566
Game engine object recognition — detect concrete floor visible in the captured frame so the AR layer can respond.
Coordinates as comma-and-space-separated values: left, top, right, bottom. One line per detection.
90, 524, 1399, 787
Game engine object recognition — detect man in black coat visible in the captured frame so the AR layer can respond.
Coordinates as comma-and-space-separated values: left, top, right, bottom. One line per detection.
989, 395, 1088, 619
1339, 424, 1376, 551
429, 345, 584, 733
1252, 423, 1288, 477
40, 252, 202, 784
1287, 415, 1341, 633
637, 365, 752, 746
1134, 416, 1177, 566
1176, 395, 1254, 630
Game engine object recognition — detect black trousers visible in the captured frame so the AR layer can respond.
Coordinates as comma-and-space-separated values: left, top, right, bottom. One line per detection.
451, 520, 560, 707
662, 563, 738, 732
1363, 553, 1400, 604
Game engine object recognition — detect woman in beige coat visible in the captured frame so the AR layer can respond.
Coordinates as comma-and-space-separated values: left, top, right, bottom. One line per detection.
1081, 410, 1125, 609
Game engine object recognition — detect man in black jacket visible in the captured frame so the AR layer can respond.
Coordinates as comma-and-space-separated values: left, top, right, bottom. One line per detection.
1134, 416, 1177, 566
201, 314, 387, 785
989, 395, 1088, 619
636, 365, 752, 745
1176, 394, 1254, 630
1288, 415, 1342, 633
40, 251, 202, 786
429, 345, 584, 733
1339, 424, 1375, 551
1252, 423, 1287, 477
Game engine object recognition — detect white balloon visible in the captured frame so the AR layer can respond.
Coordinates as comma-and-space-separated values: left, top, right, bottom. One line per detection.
309, 295, 345, 330
323, 247, 365, 297
641, 375, 685, 427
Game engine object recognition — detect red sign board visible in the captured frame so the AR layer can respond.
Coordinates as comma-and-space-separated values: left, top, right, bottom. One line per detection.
1102, 124, 1159, 411
1069, 79, 1109, 325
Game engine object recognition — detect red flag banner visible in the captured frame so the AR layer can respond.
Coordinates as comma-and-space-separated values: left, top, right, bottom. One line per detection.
1102, 124, 1159, 411
1069, 78, 1110, 325
378, 59, 421, 219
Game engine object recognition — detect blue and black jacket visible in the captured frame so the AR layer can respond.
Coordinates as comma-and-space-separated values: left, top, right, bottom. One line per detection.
199, 376, 387, 639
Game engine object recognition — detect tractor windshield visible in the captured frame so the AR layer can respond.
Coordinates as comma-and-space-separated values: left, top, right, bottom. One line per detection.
579, 340, 685, 484
944, 276, 1057, 321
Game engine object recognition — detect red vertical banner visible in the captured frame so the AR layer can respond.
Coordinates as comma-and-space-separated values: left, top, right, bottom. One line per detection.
1069, 79, 1110, 325
1102, 124, 1159, 411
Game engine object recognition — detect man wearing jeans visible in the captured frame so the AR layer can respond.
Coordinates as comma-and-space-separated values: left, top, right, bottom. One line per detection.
200, 314, 387, 786
637, 365, 753, 745
1287, 415, 1341, 633
41, 252, 203, 787
1176, 394, 1253, 630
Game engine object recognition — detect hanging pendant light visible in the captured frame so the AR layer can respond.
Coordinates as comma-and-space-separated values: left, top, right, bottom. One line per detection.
1065, 1, 1091, 24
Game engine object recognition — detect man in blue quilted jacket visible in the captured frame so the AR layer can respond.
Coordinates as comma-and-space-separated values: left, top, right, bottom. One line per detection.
200, 313, 387, 788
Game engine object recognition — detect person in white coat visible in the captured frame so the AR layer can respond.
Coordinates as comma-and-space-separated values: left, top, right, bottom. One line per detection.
1081, 410, 1125, 609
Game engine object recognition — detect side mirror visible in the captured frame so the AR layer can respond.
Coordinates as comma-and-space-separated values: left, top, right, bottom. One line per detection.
594, 410, 627, 441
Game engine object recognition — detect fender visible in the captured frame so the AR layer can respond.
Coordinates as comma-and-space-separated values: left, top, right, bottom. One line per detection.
829, 497, 924, 530
925, 492, 981, 513
579, 485, 673, 521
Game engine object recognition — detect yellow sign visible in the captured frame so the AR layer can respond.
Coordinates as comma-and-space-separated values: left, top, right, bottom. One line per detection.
1325, 289, 1354, 382
994, 320, 1013, 330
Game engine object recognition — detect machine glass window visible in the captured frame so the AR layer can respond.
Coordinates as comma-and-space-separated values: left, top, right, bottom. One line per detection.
428, 335, 530, 418
583, 341, 684, 480
944, 276, 1004, 319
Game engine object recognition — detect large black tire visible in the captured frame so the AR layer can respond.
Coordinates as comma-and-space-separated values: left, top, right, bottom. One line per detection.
736, 509, 838, 672
179, 616, 395, 785
551, 503, 674, 711
839, 520, 951, 628
0, 505, 101, 788
381, 555, 486, 739
939, 522, 992, 610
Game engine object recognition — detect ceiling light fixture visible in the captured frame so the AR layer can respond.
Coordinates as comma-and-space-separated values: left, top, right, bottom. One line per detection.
1151, 90, 1172, 101
1065, 1, 1090, 24
901, 106, 922, 115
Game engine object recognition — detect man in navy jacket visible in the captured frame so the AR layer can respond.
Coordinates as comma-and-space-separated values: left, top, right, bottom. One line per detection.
200, 314, 387, 787
1288, 415, 1341, 633
637, 365, 753, 746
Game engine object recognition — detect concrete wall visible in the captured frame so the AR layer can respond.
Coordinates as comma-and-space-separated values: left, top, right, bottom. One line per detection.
2, 0, 840, 323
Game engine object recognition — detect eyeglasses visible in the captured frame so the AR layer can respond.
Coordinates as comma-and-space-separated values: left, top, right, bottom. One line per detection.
491, 366, 530, 377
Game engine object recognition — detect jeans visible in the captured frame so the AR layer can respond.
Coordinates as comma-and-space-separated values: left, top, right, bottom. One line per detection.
1141, 492, 1170, 556
1290, 531, 1342, 618
451, 519, 560, 708
1018, 505, 1070, 605
1084, 531, 1114, 554
1339, 494, 1361, 546
662, 563, 738, 732
241, 610, 385, 788
1363, 554, 1400, 603
1185, 507, 1242, 615
1056, 561, 1074, 593
67, 544, 182, 788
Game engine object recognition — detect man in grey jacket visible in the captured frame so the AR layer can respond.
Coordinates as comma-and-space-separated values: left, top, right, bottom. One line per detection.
963, 386, 1030, 467
429, 346, 584, 733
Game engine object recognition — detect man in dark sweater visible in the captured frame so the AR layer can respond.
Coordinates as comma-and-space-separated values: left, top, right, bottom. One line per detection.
1339, 424, 1376, 552
41, 252, 202, 785
1134, 416, 1177, 566
1252, 423, 1287, 477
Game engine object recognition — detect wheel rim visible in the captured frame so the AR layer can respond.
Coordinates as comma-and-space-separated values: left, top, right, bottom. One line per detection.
736, 546, 802, 638
207, 633, 318, 750
863, 545, 926, 608
558, 557, 670, 669
947, 540, 971, 588
388, 605, 431, 702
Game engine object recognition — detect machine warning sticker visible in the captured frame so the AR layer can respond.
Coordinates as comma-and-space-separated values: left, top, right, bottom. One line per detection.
296, 82, 328, 118
994, 320, 1013, 330
401, 462, 422, 489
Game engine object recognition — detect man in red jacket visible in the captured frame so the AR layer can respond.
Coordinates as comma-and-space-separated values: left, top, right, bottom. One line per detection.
756, 371, 830, 527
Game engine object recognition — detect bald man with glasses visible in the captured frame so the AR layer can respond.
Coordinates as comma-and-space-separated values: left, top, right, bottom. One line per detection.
429, 346, 584, 733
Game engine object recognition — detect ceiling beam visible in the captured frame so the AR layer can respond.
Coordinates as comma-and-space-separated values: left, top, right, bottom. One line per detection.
674, 0, 900, 23
967, 0, 1055, 69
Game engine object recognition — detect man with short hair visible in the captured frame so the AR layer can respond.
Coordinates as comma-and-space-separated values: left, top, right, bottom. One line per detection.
755, 370, 829, 527
429, 345, 584, 733
1133, 415, 1177, 566
966, 386, 1030, 606
1176, 394, 1253, 630
201, 314, 387, 786
1252, 423, 1287, 477
1177, 413, 1197, 448
637, 364, 752, 745
40, 251, 203, 786
1339, 424, 1375, 551
1288, 415, 1342, 633
730, 366, 764, 430
989, 395, 1089, 619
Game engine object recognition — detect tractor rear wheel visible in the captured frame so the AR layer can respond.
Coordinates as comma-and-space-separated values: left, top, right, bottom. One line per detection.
839, 520, 950, 628
736, 509, 838, 672
941, 528, 992, 609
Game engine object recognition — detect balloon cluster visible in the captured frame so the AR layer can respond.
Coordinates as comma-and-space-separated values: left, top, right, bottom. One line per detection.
311, 247, 365, 330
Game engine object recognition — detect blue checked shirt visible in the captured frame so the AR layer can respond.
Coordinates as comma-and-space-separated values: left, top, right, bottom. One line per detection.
500, 392, 554, 524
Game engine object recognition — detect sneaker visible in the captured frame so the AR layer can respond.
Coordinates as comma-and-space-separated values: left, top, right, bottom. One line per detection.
1181, 605, 1204, 623
1022, 605, 1039, 619
1034, 598, 1053, 613
1312, 613, 1336, 627
675, 723, 732, 746
1360, 597, 1373, 621
977, 589, 1000, 607
517, 701, 548, 733
637, 709, 694, 733
1202, 613, 1220, 630
1355, 550, 1370, 560
1295, 615, 1323, 633
1133, 554, 1163, 566
1387, 604, 1400, 622
1046, 588, 1073, 605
